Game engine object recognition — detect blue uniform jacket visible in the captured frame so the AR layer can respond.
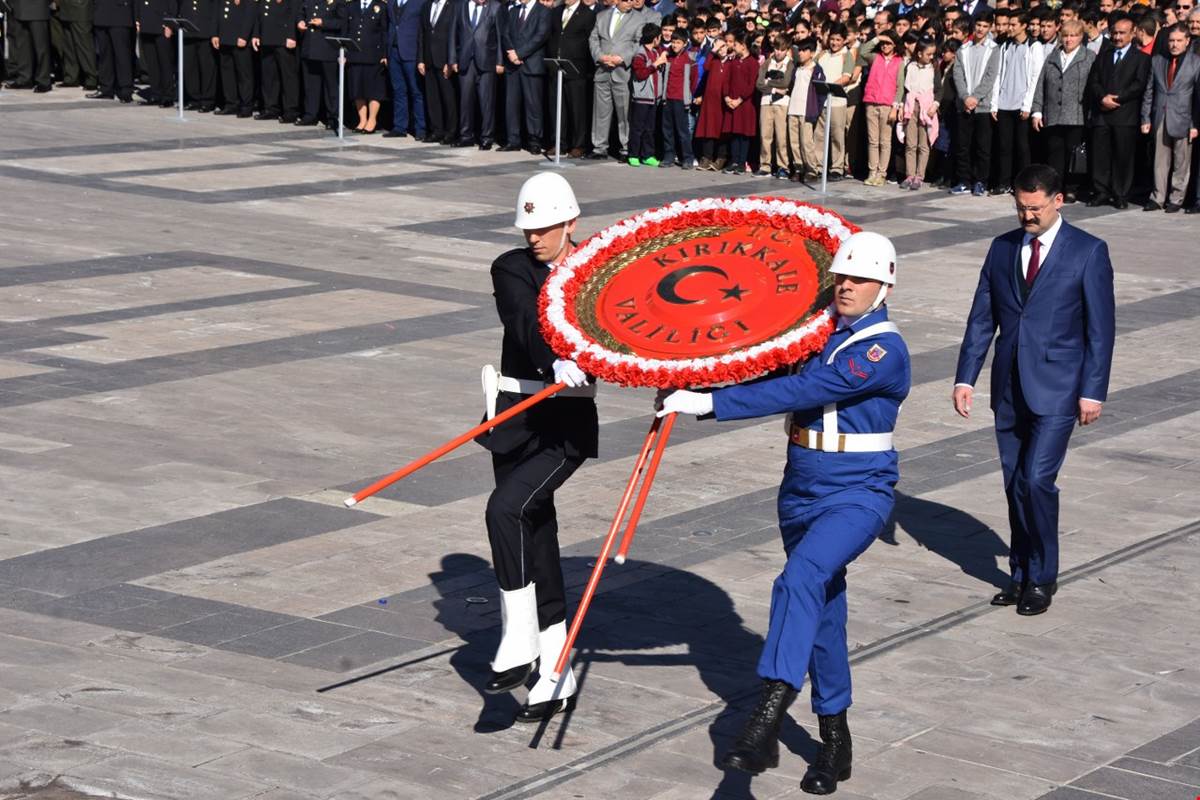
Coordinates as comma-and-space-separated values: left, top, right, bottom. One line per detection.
712, 306, 910, 524
954, 220, 1115, 416
387, 0, 423, 58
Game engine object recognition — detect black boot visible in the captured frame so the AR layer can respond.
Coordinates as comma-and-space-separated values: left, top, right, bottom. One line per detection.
484, 660, 537, 695
801, 711, 852, 794
719, 679, 797, 774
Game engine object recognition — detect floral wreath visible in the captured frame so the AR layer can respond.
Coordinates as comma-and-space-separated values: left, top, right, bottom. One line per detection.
538, 196, 860, 389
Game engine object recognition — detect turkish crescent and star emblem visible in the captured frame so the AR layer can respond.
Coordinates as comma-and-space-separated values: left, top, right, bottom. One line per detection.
866, 343, 887, 362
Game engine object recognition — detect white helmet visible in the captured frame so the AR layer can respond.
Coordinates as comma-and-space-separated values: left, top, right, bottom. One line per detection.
513, 172, 581, 229
829, 231, 897, 286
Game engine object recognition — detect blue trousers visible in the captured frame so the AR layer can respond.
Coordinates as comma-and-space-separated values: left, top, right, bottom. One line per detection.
994, 372, 1076, 586
388, 52, 426, 135
758, 503, 885, 715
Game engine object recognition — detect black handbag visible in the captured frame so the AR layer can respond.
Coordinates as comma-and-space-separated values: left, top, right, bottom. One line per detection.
1069, 140, 1088, 175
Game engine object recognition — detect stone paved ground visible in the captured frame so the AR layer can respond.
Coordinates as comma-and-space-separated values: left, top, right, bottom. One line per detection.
0, 89, 1198, 800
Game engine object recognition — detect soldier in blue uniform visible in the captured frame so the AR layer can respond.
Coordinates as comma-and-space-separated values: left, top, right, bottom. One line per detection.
658, 231, 910, 796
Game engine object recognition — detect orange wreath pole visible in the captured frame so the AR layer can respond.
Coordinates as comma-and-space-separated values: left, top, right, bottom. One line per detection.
343, 382, 566, 507
551, 413, 676, 679
613, 411, 677, 564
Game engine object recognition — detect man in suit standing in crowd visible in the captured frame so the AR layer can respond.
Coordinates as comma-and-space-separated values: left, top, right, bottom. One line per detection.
55, 0, 98, 89
252, 0, 302, 122
500, 0, 550, 153
5, 0, 53, 91
179, 0, 220, 111
954, 164, 1115, 618
1140, 23, 1198, 212
451, 0, 505, 148
213, 0, 256, 116
385, 0, 427, 137
296, 0, 344, 126
586, 0, 638, 159
136, 0, 174, 105
418, 0, 460, 143
1087, 13, 1152, 208
546, 0, 594, 157
91, 0, 135, 101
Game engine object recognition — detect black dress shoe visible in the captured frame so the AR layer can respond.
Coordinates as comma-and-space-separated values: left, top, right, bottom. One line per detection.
989, 185, 1011, 196
213, 106, 237, 115
583, 151, 608, 160
478, 140, 493, 150
138, 97, 161, 106
185, 101, 202, 110
1187, 204, 1200, 214
279, 113, 298, 123
86, 90, 114, 99
236, 109, 252, 118
117, 95, 133, 103
525, 144, 543, 155
382, 129, 407, 138
800, 711, 853, 795
515, 695, 576, 723
438, 134, 455, 144
34, 85, 53, 93
453, 138, 474, 147
254, 111, 279, 120
498, 143, 522, 152
1087, 195, 1111, 207
1165, 202, 1182, 213
720, 679, 797, 774
58, 80, 81, 88
419, 133, 438, 143
197, 104, 215, 112
159, 99, 175, 108
294, 117, 318, 126
1017, 582, 1057, 616
3, 81, 33, 89
483, 660, 536, 695
1143, 200, 1162, 212
990, 581, 1024, 606
1113, 198, 1129, 210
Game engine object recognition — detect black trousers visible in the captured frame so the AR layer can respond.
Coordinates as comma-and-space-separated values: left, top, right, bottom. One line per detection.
301, 57, 337, 121
138, 32, 173, 101
218, 44, 254, 110
955, 110, 993, 185
1045, 124, 1084, 194
504, 68, 543, 147
423, 64, 458, 138
260, 44, 300, 116
458, 62, 496, 142
1090, 124, 1138, 201
95, 24, 134, 99
993, 109, 1030, 189
12, 18, 52, 88
550, 73, 588, 151
183, 37, 217, 104
486, 442, 584, 629
628, 100, 656, 161
58, 18, 98, 85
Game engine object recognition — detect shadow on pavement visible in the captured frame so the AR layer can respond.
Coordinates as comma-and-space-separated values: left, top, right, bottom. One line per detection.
882, 490, 1010, 590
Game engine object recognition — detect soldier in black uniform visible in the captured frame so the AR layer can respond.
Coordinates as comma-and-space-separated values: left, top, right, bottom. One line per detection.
53, 0, 99, 88
213, 0, 255, 114
5, 0, 53, 91
476, 172, 598, 724
251, 0, 300, 121
346, 0, 388, 132
91, 0, 135, 101
178, 0, 218, 110
136, 0, 174, 104
295, 0, 343, 126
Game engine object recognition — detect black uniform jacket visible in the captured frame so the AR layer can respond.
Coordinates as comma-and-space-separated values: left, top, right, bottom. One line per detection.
253, 0, 300, 45
476, 247, 599, 459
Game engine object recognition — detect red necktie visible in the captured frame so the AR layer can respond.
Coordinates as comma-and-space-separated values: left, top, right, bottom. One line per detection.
1026, 237, 1041, 288
1168, 57, 1178, 89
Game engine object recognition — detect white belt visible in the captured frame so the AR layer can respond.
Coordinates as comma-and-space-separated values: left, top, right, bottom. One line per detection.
789, 424, 894, 453
482, 365, 595, 421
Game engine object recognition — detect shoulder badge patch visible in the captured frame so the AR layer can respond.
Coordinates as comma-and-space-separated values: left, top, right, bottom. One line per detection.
866, 343, 887, 363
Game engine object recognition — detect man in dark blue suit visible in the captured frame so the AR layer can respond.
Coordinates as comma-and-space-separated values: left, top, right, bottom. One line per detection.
953, 164, 1116, 616
384, 0, 427, 137
500, 0, 550, 153
450, 0, 506, 148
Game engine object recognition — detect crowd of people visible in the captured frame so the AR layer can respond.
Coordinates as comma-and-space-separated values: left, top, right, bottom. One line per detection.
4, 0, 1199, 209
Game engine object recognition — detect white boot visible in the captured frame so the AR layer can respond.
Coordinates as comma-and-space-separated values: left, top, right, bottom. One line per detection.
525, 621, 577, 706
491, 584, 540, 672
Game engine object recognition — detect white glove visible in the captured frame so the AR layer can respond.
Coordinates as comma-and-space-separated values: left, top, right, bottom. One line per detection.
552, 359, 588, 388
657, 390, 713, 417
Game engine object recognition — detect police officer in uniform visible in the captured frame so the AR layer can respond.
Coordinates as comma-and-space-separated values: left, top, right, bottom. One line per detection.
178, 0, 219, 111
90, 0, 135, 101
136, 0, 175, 105
54, 0, 99, 89
213, 0, 255, 114
477, 172, 598, 724
6, 0, 53, 91
251, 0, 301, 121
659, 232, 910, 795
295, 0, 343, 126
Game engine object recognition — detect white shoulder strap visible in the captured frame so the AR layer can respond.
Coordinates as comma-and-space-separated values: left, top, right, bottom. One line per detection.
821, 321, 900, 451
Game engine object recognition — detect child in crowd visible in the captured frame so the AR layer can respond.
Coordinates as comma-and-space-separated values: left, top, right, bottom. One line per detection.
899, 37, 940, 189
694, 35, 730, 170
721, 30, 759, 174
859, 30, 904, 186
756, 32, 795, 177
629, 24, 667, 167
786, 36, 826, 182
815, 22, 855, 180
661, 28, 700, 169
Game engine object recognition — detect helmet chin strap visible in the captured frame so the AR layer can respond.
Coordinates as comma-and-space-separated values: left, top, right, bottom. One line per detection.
548, 220, 573, 266
867, 282, 889, 313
